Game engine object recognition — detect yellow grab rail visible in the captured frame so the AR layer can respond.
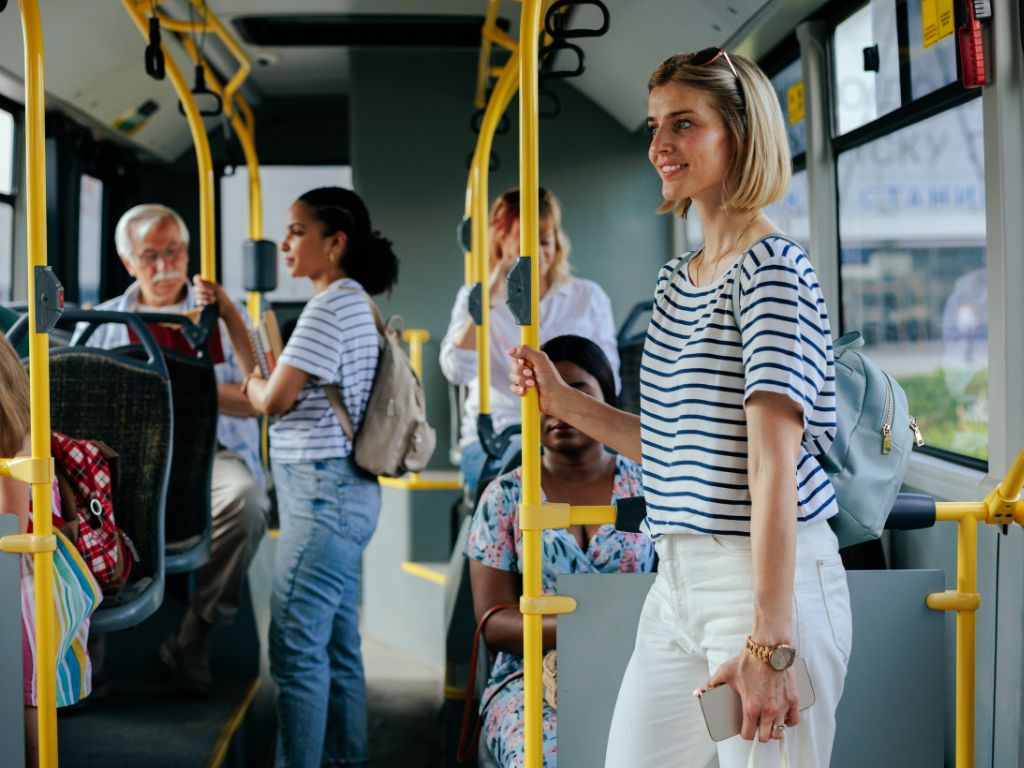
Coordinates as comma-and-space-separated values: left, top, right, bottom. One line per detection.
470, 56, 519, 421
0, 2, 61, 764
174, 34, 264, 327
926, 449, 1024, 768
123, 0, 219, 282
518, 2, 545, 766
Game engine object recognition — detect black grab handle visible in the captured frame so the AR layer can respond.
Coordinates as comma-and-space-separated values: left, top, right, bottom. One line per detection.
177, 65, 223, 118
545, 0, 610, 40
541, 39, 585, 80
145, 16, 166, 80
471, 108, 510, 136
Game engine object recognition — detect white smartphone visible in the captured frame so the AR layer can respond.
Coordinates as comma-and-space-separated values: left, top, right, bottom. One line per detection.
698, 657, 816, 742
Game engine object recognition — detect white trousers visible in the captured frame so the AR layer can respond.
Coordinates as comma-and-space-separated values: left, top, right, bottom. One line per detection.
604, 521, 852, 768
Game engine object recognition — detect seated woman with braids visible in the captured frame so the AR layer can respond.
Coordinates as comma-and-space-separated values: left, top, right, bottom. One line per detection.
464, 334, 655, 768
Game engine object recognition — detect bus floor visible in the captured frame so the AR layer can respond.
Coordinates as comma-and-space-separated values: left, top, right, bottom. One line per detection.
55, 533, 443, 767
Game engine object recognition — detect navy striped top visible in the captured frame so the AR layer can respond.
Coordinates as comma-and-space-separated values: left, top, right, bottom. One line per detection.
270, 278, 379, 464
639, 235, 837, 538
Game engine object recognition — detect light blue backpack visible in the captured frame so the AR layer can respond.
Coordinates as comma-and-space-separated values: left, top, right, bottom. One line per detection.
719, 249, 924, 547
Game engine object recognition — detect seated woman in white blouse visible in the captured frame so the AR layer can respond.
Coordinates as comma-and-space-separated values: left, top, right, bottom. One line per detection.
440, 187, 620, 495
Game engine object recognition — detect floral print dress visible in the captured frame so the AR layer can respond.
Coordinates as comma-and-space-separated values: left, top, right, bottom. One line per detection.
464, 454, 655, 768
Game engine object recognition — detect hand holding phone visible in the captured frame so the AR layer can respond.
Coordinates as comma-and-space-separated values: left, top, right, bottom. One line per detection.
698, 656, 815, 742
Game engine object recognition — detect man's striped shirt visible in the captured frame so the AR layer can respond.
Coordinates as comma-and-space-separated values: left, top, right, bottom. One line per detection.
270, 278, 379, 464
639, 235, 837, 538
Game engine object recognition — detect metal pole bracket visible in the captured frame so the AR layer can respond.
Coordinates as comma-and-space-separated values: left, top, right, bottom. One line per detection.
506, 256, 533, 325
34, 266, 64, 333
520, 594, 577, 615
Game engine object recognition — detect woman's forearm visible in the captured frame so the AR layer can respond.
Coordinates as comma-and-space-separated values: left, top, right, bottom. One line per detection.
748, 461, 797, 644
552, 387, 642, 463
483, 610, 557, 656
452, 319, 477, 350
220, 304, 257, 375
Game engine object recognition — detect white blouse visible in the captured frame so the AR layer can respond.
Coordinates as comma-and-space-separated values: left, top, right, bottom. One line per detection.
440, 276, 621, 447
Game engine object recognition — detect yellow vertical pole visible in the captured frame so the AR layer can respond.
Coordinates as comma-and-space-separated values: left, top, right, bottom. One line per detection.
18, 1, 58, 764
123, 0, 216, 282
518, 2, 543, 766
955, 514, 977, 767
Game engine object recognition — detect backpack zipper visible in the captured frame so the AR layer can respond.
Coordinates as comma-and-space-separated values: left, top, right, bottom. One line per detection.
910, 417, 925, 447
881, 372, 895, 454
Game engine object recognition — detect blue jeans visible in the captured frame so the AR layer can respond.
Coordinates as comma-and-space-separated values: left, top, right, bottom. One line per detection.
460, 436, 523, 499
270, 457, 381, 768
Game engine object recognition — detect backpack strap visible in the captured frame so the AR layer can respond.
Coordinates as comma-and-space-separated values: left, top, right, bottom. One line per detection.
665, 251, 696, 293
322, 281, 388, 441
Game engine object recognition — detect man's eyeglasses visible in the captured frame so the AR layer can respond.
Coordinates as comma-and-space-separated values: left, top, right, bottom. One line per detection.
665, 47, 739, 80
133, 242, 187, 266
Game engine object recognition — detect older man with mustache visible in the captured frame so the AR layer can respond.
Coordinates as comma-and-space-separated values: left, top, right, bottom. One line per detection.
74, 204, 269, 695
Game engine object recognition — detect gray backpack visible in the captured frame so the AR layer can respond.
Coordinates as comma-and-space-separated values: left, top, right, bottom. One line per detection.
324, 291, 436, 478
720, 244, 925, 546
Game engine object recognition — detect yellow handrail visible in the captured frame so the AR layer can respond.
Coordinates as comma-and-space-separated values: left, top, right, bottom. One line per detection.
123, 0, 218, 282
4, 2, 60, 764
518, 2, 545, 766
470, 56, 519, 422
174, 34, 264, 327
926, 448, 1024, 768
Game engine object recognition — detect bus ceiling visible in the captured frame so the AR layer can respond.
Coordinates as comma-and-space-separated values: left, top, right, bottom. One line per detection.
0, 0, 842, 163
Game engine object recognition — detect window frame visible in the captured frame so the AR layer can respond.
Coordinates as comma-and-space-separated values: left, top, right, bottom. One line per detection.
827, 1, 988, 471
0, 94, 22, 302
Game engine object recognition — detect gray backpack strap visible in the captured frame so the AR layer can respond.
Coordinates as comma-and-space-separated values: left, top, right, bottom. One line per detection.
731, 256, 745, 333
665, 251, 696, 292
324, 384, 356, 441
322, 281, 388, 441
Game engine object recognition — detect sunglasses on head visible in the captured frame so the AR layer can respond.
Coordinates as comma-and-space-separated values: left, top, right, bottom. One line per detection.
664, 47, 739, 79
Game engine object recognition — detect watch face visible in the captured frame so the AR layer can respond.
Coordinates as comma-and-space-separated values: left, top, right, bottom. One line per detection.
769, 645, 796, 671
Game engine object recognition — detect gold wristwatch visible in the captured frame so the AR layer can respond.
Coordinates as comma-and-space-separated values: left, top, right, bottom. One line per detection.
746, 636, 797, 671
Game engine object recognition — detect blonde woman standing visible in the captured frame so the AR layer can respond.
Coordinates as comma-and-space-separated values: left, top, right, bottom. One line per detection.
509, 50, 850, 767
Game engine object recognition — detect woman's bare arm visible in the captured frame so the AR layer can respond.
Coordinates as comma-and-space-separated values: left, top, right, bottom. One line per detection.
704, 391, 804, 742
469, 559, 556, 654
246, 363, 311, 417
509, 344, 641, 462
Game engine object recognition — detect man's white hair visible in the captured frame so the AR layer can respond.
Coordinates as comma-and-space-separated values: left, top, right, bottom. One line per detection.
114, 204, 190, 259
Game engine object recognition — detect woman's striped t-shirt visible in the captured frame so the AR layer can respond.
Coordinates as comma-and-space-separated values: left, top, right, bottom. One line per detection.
270, 277, 379, 464
639, 235, 838, 538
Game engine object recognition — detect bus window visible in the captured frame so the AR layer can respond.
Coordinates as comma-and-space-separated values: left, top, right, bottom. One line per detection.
770, 57, 807, 159
905, 0, 958, 100
832, 1, 900, 136
0, 202, 11, 301
78, 174, 103, 307
219, 164, 353, 301
0, 107, 13, 196
0, 107, 13, 301
763, 169, 809, 253
837, 97, 986, 462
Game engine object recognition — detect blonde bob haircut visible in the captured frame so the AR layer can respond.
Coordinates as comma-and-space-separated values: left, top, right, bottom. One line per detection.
648, 50, 791, 218
488, 187, 572, 288
0, 335, 30, 457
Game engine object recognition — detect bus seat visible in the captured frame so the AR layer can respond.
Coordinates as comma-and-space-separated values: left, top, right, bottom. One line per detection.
110, 314, 219, 575
555, 568, 944, 767
616, 300, 652, 416
0, 514, 25, 767
40, 311, 173, 632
